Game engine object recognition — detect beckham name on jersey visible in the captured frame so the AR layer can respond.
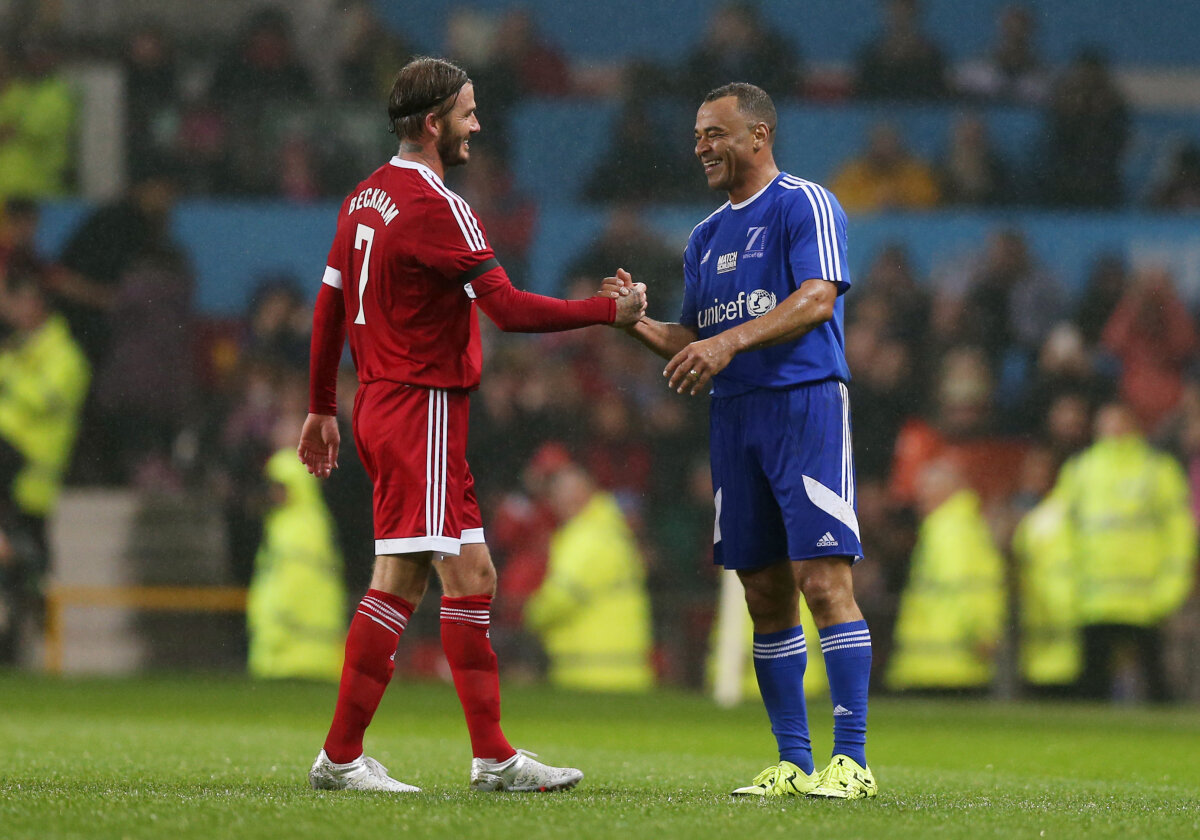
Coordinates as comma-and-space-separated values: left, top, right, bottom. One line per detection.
696, 289, 777, 329
347, 186, 400, 226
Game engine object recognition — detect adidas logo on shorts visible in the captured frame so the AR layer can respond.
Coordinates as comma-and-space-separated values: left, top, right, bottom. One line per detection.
816, 532, 839, 548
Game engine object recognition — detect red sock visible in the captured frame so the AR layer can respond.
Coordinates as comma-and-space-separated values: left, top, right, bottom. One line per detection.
322, 589, 414, 764
441, 594, 515, 761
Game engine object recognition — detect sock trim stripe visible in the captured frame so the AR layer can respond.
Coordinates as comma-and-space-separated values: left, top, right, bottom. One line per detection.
362, 596, 411, 626
753, 638, 806, 655
819, 629, 871, 644
821, 641, 872, 653
753, 635, 806, 651
440, 608, 489, 618
441, 612, 489, 626
357, 611, 402, 636
753, 649, 809, 660
358, 609, 406, 636
360, 599, 409, 628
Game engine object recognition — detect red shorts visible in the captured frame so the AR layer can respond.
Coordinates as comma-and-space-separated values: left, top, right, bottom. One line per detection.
352, 382, 484, 555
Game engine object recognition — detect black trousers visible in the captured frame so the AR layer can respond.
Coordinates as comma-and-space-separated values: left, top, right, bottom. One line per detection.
1078, 622, 1171, 703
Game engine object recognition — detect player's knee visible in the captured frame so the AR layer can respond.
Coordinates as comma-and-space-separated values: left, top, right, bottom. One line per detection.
798, 574, 851, 619
742, 586, 796, 628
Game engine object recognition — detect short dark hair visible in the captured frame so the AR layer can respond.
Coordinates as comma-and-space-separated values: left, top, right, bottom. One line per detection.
388, 56, 471, 141
704, 82, 778, 143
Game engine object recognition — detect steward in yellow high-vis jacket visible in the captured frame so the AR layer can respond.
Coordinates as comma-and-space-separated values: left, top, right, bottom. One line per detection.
886, 462, 1005, 692
0, 281, 89, 524
1049, 403, 1197, 701
246, 449, 346, 682
1012, 496, 1082, 692
524, 462, 654, 692
0, 270, 88, 662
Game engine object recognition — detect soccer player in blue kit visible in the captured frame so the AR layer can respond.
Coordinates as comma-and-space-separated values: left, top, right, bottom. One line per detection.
615, 83, 877, 799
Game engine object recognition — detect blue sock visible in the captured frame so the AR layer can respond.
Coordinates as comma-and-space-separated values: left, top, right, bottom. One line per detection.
752, 625, 812, 773
819, 620, 872, 767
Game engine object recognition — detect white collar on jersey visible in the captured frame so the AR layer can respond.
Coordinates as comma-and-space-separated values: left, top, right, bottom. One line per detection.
730, 173, 781, 210
389, 156, 442, 183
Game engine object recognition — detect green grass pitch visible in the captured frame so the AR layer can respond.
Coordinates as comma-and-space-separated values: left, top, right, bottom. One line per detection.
1, 673, 1198, 839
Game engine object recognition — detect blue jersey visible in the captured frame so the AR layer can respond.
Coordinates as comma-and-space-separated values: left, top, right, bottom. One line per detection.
680, 172, 851, 397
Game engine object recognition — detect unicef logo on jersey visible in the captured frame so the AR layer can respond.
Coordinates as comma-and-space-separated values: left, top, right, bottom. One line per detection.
747, 289, 777, 316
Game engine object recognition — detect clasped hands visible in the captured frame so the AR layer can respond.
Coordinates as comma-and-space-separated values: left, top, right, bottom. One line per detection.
596, 267, 647, 327
597, 268, 735, 397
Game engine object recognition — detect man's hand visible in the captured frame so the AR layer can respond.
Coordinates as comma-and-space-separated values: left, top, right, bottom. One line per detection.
297, 413, 340, 478
612, 283, 647, 327
599, 267, 636, 298
602, 268, 646, 327
664, 334, 737, 395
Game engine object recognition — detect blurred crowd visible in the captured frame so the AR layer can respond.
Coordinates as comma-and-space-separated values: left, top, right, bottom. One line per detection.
0, 0, 1198, 700
1, 1, 1199, 210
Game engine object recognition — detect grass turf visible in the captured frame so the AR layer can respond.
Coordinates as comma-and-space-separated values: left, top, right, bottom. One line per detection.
1, 673, 1198, 839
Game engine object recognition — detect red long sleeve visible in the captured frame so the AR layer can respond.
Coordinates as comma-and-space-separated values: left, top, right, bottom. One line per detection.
475, 278, 615, 332
309, 282, 346, 415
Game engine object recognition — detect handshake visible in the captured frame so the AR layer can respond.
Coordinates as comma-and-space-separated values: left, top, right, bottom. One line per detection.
596, 267, 647, 328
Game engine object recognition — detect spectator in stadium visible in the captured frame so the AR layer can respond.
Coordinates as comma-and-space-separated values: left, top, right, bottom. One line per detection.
92, 245, 195, 487
0, 34, 75, 200
566, 206, 683, 319
0, 199, 48, 283
885, 459, 1006, 693
1074, 253, 1127, 346
679, 2, 803, 102
848, 243, 931, 360
846, 327, 917, 483
1009, 323, 1112, 437
0, 267, 89, 663
955, 3, 1051, 105
336, 0, 414, 101
1042, 49, 1130, 208
53, 162, 181, 368
244, 275, 311, 373
210, 7, 318, 196
578, 391, 653, 519
955, 228, 1065, 370
1040, 392, 1095, 473
1147, 141, 1200, 210
937, 115, 1011, 206
247, 442, 347, 683
172, 94, 234, 195
1050, 402, 1197, 702
889, 346, 1028, 512
210, 7, 317, 109
1101, 265, 1197, 433
830, 121, 941, 213
583, 102, 704, 206
490, 9, 573, 99
122, 24, 180, 179
853, 0, 949, 101
524, 455, 654, 693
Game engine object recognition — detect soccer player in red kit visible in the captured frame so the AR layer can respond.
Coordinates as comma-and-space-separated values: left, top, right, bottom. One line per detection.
299, 57, 646, 793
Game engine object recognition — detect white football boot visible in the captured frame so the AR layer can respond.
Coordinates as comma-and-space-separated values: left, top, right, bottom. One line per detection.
469, 749, 583, 792
308, 750, 421, 792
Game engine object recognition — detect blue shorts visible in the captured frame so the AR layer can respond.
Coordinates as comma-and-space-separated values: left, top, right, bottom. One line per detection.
710, 380, 862, 570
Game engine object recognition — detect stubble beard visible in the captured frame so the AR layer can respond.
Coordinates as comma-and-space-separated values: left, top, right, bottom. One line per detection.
437, 125, 470, 169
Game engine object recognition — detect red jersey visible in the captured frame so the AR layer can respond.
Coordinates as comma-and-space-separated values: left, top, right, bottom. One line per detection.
322, 157, 508, 391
